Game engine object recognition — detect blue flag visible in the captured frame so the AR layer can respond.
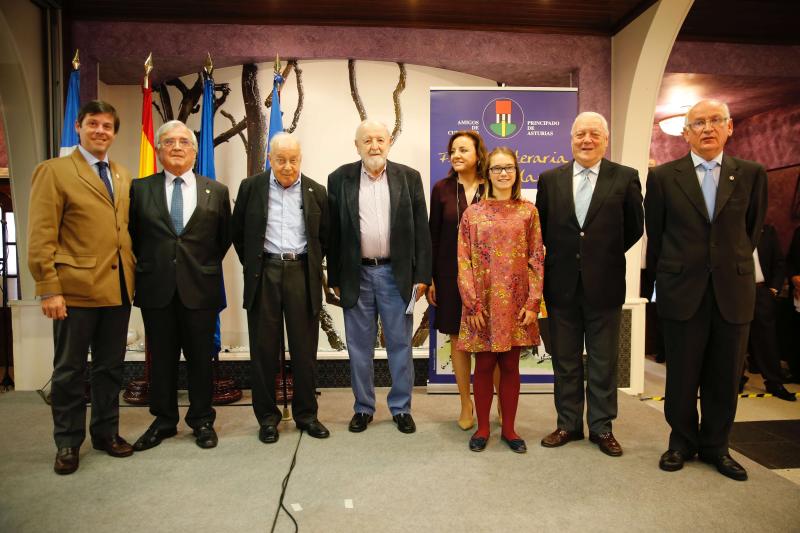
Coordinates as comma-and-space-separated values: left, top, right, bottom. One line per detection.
59, 69, 80, 156
197, 75, 226, 355
264, 72, 285, 170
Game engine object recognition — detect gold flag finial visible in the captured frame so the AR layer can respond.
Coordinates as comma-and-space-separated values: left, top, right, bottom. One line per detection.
274, 54, 281, 73
204, 52, 213, 76
143, 52, 153, 89
72, 49, 80, 70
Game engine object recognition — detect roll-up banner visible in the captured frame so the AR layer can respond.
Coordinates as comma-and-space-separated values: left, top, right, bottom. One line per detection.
428, 87, 578, 391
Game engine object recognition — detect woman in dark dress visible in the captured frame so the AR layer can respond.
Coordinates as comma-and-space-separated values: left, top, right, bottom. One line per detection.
428, 131, 490, 430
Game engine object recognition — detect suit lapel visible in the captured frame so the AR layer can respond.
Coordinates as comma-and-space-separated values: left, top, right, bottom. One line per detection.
556, 163, 580, 228
182, 175, 211, 234
386, 162, 402, 227
583, 158, 616, 227
151, 172, 176, 235
71, 150, 113, 205
110, 161, 124, 211
673, 155, 710, 221
714, 154, 739, 220
300, 175, 313, 230
345, 164, 360, 231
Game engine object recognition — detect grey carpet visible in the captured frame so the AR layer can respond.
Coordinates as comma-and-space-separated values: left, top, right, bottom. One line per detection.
1, 389, 798, 532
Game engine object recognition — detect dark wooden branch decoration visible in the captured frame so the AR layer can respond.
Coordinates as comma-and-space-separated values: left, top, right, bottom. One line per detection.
242, 63, 267, 176
348, 59, 368, 122
213, 82, 231, 113
348, 60, 406, 143
155, 83, 174, 122
285, 60, 304, 134
166, 74, 203, 123
215, 110, 248, 150
391, 63, 407, 143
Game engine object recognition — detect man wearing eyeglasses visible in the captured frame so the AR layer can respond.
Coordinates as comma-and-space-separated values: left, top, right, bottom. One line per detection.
536, 112, 644, 457
645, 99, 767, 481
128, 120, 231, 451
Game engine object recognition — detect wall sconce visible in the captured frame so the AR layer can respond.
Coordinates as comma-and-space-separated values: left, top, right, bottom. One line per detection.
658, 114, 686, 136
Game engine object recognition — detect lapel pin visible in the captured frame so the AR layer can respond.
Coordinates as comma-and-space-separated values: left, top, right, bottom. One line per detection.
206, 189, 211, 193
308, 188, 313, 192
729, 176, 734, 181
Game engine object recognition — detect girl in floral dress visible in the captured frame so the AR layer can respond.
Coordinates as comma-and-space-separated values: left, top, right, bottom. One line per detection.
457, 147, 544, 453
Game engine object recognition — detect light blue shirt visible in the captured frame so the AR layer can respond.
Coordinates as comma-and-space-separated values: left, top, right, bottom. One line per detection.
572, 160, 601, 197
77, 144, 113, 194
264, 172, 307, 254
690, 151, 723, 187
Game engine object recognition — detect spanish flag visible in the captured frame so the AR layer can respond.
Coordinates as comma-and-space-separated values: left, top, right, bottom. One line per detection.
138, 54, 156, 178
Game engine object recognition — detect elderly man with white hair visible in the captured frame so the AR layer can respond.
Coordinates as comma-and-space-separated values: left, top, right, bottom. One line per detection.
129, 119, 231, 451
536, 111, 644, 456
327, 120, 432, 434
232, 132, 331, 443
646, 99, 767, 481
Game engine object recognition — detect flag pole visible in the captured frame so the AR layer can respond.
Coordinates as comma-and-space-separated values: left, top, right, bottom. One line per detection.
123, 52, 156, 405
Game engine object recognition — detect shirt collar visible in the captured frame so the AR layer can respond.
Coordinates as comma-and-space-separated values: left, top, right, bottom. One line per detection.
165, 168, 195, 186
361, 163, 387, 182
270, 171, 302, 190
690, 151, 723, 168
573, 159, 601, 177
77, 144, 109, 168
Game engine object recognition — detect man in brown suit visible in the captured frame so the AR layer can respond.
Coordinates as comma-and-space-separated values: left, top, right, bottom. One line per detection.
28, 100, 136, 474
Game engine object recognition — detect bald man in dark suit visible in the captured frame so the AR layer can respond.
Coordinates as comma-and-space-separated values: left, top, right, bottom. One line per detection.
645, 99, 767, 481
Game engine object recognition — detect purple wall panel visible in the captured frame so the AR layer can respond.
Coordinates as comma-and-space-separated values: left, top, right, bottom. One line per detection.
71, 22, 611, 120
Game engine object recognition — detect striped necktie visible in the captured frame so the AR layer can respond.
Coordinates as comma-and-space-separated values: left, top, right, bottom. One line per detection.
574, 168, 593, 227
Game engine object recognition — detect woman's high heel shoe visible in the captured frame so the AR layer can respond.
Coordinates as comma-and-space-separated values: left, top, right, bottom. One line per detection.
457, 408, 475, 431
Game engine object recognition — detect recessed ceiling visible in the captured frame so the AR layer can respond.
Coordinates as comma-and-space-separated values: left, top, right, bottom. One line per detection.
61, 0, 800, 44
656, 73, 800, 122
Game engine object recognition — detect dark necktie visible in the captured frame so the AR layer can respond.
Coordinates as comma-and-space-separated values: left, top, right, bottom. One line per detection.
96, 161, 113, 200
170, 177, 184, 234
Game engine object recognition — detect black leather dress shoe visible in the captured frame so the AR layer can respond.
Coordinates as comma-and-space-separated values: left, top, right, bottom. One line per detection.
469, 435, 488, 452
297, 419, 330, 439
348, 413, 373, 433
392, 413, 416, 434
659, 449, 690, 472
699, 453, 748, 481
501, 435, 528, 454
766, 383, 797, 402
193, 423, 218, 449
91, 434, 134, 457
259, 425, 279, 443
133, 426, 178, 451
54, 447, 80, 475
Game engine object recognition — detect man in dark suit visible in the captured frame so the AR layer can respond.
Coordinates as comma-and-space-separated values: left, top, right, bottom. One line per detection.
328, 120, 432, 434
28, 100, 135, 474
536, 111, 644, 457
645, 99, 767, 481
129, 120, 231, 450
746, 224, 795, 401
232, 133, 330, 444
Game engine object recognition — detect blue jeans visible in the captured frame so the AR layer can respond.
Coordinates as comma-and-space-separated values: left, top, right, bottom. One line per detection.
344, 264, 414, 415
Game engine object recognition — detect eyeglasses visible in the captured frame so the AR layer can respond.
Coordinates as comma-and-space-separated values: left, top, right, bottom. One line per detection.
160, 138, 193, 148
686, 117, 729, 132
489, 165, 516, 175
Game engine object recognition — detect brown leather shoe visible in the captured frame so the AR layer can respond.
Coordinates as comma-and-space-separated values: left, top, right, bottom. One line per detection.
54, 447, 80, 475
589, 431, 623, 457
91, 434, 134, 457
541, 428, 584, 448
